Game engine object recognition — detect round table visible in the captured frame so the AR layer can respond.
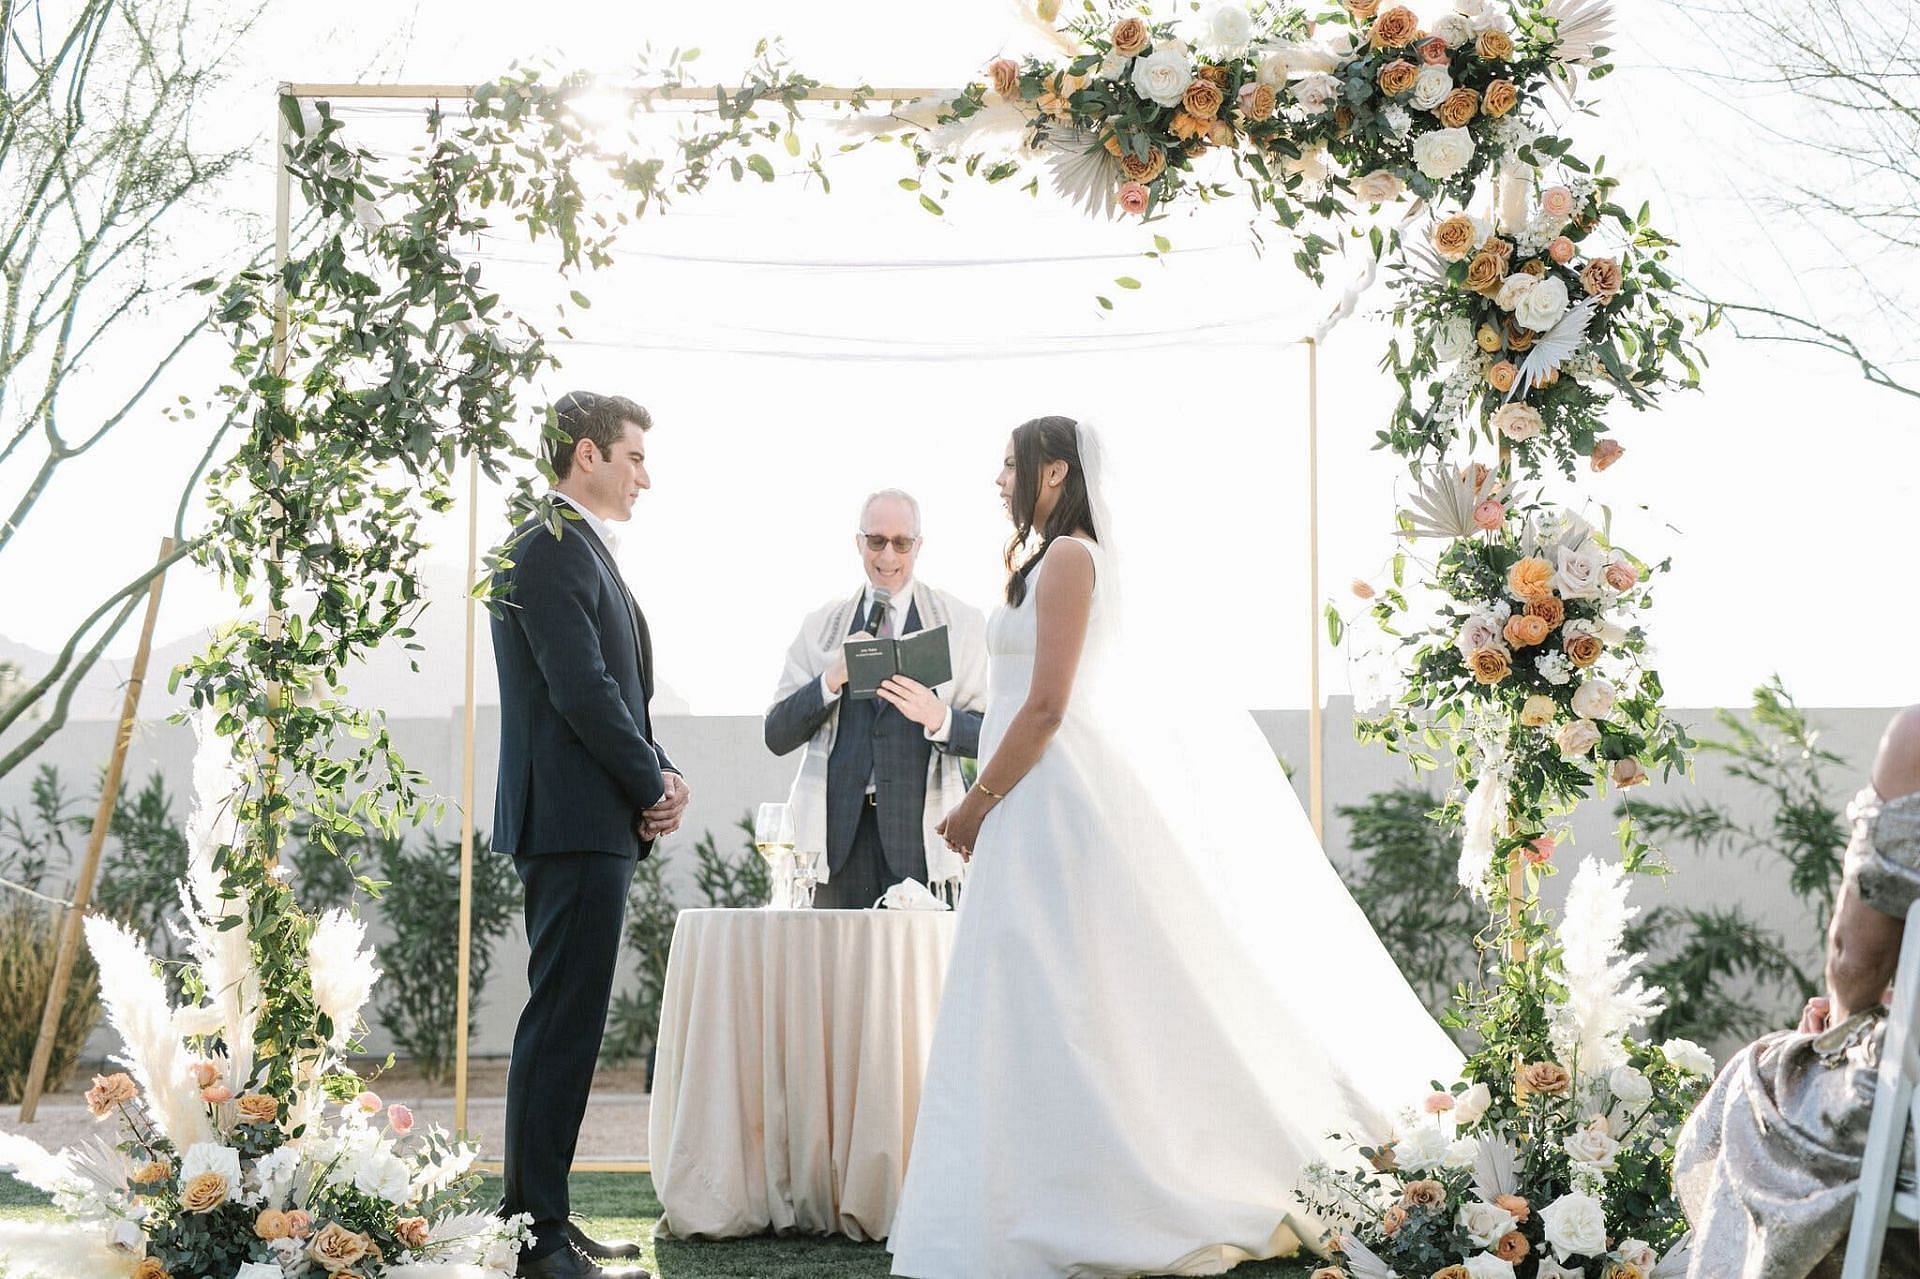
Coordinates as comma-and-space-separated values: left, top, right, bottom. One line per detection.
647, 907, 957, 1241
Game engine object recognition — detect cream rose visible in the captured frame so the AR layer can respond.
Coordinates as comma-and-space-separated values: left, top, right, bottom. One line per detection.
1455, 1081, 1493, 1125
1555, 540, 1607, 598
1134, 41, 1194, 108
1564, 1119, 1621, 1169
1464, 1253, 1517, 1279
1292, 71, 1341, 115
1435, 13, 1474, 46
1491, 403, 1543, 441
1456, 610, 1508, 656
1458, 1199, 1521, 1247
1662, 1038, 1716, 1076
1516, 275, 1571, 331
1352, 170, 1405, 203
1413, 127, 1475, 180
1539, 1192, 1608, 1258
1495, 272, 1537, 313
1555, 719, 1600, 758
1434, 315, 1475, 361
1608, 1065, 1652, 1105
1197, 2, 1255, 58
1411, 65, 1454, 111
1570, 678, 1616, 720
1520, 694, 1557, 728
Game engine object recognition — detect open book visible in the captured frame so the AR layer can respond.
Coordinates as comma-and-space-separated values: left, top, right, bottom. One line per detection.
844, 626, 954, 701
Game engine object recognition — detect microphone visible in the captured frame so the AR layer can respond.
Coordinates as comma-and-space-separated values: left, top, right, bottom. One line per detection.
866, 588, 891, 635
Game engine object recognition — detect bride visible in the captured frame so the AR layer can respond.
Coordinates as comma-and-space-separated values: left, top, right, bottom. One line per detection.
886, 416, 1462, 1279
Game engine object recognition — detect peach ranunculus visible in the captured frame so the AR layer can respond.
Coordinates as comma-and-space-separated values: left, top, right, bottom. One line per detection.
1581, 257, 1624, 299
1239, 82, 1278, 121
1437, 87, 1479, 128
1520, 694, 1557, 728
1381, 1204, 1409, 1235
309, 1222, 373, 1272
131, 1261, 170, 1279
1402, 1178, 1448, 1208
1369, 6, 1421, 49
1540, 186, 1576, 219
395, 1216, 432, 1249
1565, 630, 1604, 667
1495, 1230, 1531, 1263
1118, 182, 1152, 216
1495, 1193, 1532, 1222
1110, 15, 1152, 57
1424, 1091, 1456, 1114
1377, 59, 1420, 96
1473, 499, 1505, 531
1518, 1059, 1573, 1097
1476, 323, 1504, 353
387, 1102, 415, 1134
1591, 439, 1626, 472
285, 1210, 314, 1240
1348, 0, 1382, 18
1468, 646, 1513, 685
1508, 556, 1555, 602
1169, 111, 1211, 142
1476, 29, 1515, 59
1431, 213, 1480, 262
188, 1061, 220, 1090
180, 1170, 230, 1213
1118, 146, 1167, 183
1526, 594, 1566, 629
1504, 614, 1551, 648
201, 1084, 233, 1104
1547, 235, 1576, 264
1612, 757, 1650, 788
1418, 36, 1451, 65
1486, 361, 1517, 393
131, 1160, 172, 1186
1465, 250, 1507, 296
1182, 79, 1224, 119
1525, 836, 1556, 865
1483, 79, 1519, 116
236, 1092, 280, 1125
256, 1208, 292, 1241
989, 58, 1021, 100
1352, 579, 1376, 600
1605, 559, 1639, 592
85, 1072, 138, 1117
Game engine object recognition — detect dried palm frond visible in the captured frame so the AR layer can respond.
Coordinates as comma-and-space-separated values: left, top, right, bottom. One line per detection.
1041, 127, 1123, 221
1516, 297, 1600, 398
1335, 1232, 1397, 1279
1471, 1134, 1519, 1200
1544, 0, 1615, 66
1399, 461, 1501, 540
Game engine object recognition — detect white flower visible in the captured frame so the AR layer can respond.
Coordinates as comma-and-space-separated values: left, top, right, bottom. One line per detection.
1457, 1198, 1520, 1247
107, 1218, 147, 1252
1411, 65, 1454, 111
1662, 1038, 1716, 1076
1134, 40, 1194, 108
1564, 1117, 1621, 1170
1285, 145, 1330, 185
249, 1144, 301, 1205
1256, 51, 1293, 89
1434, 13, 1475, 46
1292, 71, 1341, 115
1517, 275, 1572, 331
1398, 1122, 1452, 1171
179, 1142, 242, 1189
1454, 1081, 1493, 1125
483, 1239, 522, 1271
1413, 127, 1475, 180
1536, 652, 1574, 686
1539, 1191, 1608, 1258
1617, 1239, 1659, 1271
1099, 49, 1132, 80
1453, 0, 1492, 17
1608, 1065, 1652, 1105
1495, 272, 1538, 312
1465, 1254, 1518, 1279
1570, 679, 1616, 721
1434, 315, 1475, 362
1548, 858, 1666, 1077
1554, 541, 1608, 600
1595, 618, 1630, 646
1352, 170, 1406, 204
236, 1264, 283, 1279
1196, 2, 1255, 58
269, 1235, 306, 1268
308, 909, 381, 1046
1444, 1137, 1480, 1170
352, 1145, 415, 1205
1382, 104, 1414, 135
1456, 610, 1508, 658
1472, 6, 1513, 34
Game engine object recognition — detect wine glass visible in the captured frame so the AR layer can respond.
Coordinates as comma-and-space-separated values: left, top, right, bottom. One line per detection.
753, 802, 796, 909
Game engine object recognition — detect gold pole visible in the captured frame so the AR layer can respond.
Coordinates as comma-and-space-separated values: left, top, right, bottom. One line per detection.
454, 454, 480, 1134
279, 83, 954, 102
1304, 338, 1325, 842
262, 89, 293, 863
19, 537, 174, 1121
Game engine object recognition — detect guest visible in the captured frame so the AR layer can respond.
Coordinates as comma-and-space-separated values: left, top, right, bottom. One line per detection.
764, 489, 988, 908
1676, 705, 1920, 1278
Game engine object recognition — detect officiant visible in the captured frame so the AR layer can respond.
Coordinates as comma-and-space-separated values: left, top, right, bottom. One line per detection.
764, 489, 989, 908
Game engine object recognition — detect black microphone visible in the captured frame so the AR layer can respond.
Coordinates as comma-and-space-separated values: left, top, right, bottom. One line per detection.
866, 588, 891, 635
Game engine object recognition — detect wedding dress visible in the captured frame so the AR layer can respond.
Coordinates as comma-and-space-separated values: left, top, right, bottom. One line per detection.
886, 424, 1462, 1279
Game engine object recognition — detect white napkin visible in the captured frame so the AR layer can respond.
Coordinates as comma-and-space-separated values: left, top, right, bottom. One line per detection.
875, 878, 950, 911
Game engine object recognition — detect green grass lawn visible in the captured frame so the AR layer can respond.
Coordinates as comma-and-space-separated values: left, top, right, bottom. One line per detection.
1, 1172, 1322, 1278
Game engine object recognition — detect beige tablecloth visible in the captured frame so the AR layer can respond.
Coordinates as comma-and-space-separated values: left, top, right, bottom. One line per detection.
648, 907, 956, 1241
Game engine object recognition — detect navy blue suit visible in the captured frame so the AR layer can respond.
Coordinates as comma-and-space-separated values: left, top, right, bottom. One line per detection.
489, 507, 676, 1258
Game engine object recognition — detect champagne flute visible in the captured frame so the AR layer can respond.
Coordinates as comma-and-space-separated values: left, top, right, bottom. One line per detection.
753, 802, 796, 909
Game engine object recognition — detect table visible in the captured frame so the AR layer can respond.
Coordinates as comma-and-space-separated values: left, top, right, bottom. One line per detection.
647, 907, 957, 1241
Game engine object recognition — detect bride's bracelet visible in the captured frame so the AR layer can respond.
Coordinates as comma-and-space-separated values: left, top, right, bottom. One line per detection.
975, 782, 1007, 802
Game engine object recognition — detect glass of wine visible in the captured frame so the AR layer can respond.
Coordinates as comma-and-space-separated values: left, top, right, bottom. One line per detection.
754, 802, 796, 910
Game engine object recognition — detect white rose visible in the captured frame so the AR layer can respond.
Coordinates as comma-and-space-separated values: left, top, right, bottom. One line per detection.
1662, 1037, 1716, 1076
1495, 272, 1538, 312
1454, 1081, 1492, 1125
1134, 41, 1194, 108
1596, 618, 1630, 645
1570, 679, 1616, 721
1465, 1254, 1518, 1279
1413, 127, 1476, 180
1434, 13, 1475, 46
352, 1146, 415, 1204
1456, 610, 1507, 657
1444, 1137, 1480, 1170
1457, 1198, 1520, 1247
1411, 65, 1454, 111
1555, 541, 1608, 599
179, 1142, 243, 1188
1539, 1191, 1609, 1258
1563, 1120, 1621, 1170
1099, 49, 1132, 80
1608, 1066, 1652, 1105
1353, 170, 1406, 204
1472, 7, 1513, 34
1256, 51, 1292, 88
1454, 0, 1492, 17
107, 1219, 147, 1253
1292, 71, 1341, 115
1433, 315, 1475, 362
1517, 275, 1572, 331
1399, 1122, 1452, 1171
1197, 2, 1255, 57
1617, 1239, 1659, 1272
1536, 652, 1574, 686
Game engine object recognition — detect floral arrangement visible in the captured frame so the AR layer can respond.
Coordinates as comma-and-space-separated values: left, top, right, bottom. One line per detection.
0, 727, 527, 1279
1298, 858, 1713, 1279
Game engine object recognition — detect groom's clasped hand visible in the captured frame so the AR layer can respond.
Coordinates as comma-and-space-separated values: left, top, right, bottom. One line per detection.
638, 771, 691, 841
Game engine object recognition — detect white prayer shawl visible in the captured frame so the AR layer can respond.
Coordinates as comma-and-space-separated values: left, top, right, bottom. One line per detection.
772, 581, 990, 892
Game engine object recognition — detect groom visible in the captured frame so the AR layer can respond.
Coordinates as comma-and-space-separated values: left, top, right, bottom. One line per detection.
492, 390, 688, 1279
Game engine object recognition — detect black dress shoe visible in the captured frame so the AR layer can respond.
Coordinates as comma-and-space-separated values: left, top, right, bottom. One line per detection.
563, 1218, 643, 1260
515, 1245, 649, 1279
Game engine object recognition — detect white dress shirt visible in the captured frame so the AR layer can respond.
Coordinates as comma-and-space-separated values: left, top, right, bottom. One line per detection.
551, 491, 621, 555
823, 579, 953, 743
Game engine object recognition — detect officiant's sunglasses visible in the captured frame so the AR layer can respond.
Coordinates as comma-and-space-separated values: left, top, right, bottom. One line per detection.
860, 533, 921, 554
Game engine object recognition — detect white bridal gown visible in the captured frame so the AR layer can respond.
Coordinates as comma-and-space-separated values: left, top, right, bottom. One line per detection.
887, 531, 1462, 1279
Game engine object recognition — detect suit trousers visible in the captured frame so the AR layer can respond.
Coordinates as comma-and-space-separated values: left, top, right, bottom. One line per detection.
813, 801, 890, 910
502, 850, 638, 1258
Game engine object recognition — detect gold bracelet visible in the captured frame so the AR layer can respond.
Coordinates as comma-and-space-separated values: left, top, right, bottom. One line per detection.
976, 782, 1006, 801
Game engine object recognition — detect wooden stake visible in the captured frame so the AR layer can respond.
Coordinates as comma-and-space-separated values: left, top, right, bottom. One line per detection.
454, 454, 480, 1134
19, 537, 174, 1121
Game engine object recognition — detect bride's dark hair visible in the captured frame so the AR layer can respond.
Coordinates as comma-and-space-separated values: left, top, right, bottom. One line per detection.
1005, 415, 1097, 607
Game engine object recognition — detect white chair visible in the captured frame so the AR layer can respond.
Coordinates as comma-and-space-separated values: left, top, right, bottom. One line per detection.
1842, 896, 1920, 1277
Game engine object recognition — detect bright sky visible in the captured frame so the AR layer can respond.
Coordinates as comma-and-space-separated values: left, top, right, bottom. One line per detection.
2, 0, 1914, 717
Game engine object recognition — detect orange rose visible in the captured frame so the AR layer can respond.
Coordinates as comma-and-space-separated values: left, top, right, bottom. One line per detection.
1347, 0, 1382, 17
1377, 59, 1419, 96
1239, 83, 1277, 121
1170, 111, 1211, 141
1504, 614, 1550, 648
1476, 29, 1515, 59
285, 1209, 314, 1239
309, 1222, 373, 1272
1436, 86, 1479, 128
989, 58, 1021, 100
1197, 64, 1231, 87
257, 1208, 292, 1240
1182, 79, 1225, 119
1526, 595, 1566, 629
1495, 1231, 1531, 1263
131, 1262, 170, 1279
1381, 1204, 1409, 1235
1520, 258, 1548, 279
1486, 361, 1517, 392
1482, 79, 1518, 116
1565, 632, 1604, 667
1581, 257, 1623, 299
1110, 15, 1151, 57
1508, 556, 1555, 602
1402, 1179, 1447, 1208
395, 1216, 432, 1249
1465, 250, 1507, 295
1494, 1193, 1531, 1222
1504, 321, 1536, 352
1468, 646, 1512, 684
1431, 213, 1479, 261
180, 1171, 230, 1213
1606, 1266, 1647, 1279
1118, 146, 1166, 183
1370, 6, 1421, 48
236, 1092, 280, 1125
1517, 1059, 1572, 1097
85, 1072, 138, 1116
131, 1160, 171, 1187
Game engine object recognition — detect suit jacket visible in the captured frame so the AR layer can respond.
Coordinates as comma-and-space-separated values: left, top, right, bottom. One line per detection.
764, 598, 983, 880
490, 511, 675, 859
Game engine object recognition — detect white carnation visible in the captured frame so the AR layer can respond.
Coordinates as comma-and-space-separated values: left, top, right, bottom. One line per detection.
1662, 1037, 1716, 1076
1465, 1254, 1518, 1279
1411, 65, 1454, 111
1399, 1122, 1452, 1171
1196, 2, 1255, 58
1099, 49, 1132, 80
1517, 275, 1572, 331
1444, 1137, 1480, 1170
1454, 1081, 1493, 1125
1457, 1198, 1520, 1247
1609, 1065, 1653, 1105
1570, 679, 1616, 721
1382, 104, 1414, 135
236, 1264, 283, 1279
1413, 127, 1475, 180
1134, 41, 1194, 108
1539, 1191, 1609, 1258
